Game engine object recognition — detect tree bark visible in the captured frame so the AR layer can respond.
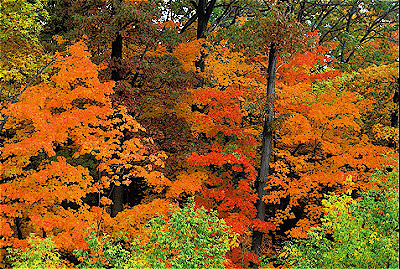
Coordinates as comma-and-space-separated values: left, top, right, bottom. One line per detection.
111, 184, 124, 217
251, 42, 278, 268
14, 217, 23, 239
196, 0, 216, 39
111, 33, 123, 81
194, 0, 216, 72
110, 29, 124, 217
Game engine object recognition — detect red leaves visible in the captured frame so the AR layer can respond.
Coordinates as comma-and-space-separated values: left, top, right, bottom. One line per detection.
251, 219, 276, 233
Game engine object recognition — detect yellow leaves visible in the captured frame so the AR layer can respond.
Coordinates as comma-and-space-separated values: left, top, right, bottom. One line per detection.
158, 20, 180, 28
278, 113, 314, 145
53, 35, 65, 44
270, 160, 289, 174
148, 152, 168, 168
109, 199, 171, 238
145, 171, 171, 193
205, 44, 264, 88
52, 41, 107, 90
0, 0, 49, 90
358, 63, 399, 89
344, 175, 356, 195
173, 39, 203, 72
236, 16, 248, 26
372, 123, 398, 142
0, 40, 174, 253
287, 218, 314, 239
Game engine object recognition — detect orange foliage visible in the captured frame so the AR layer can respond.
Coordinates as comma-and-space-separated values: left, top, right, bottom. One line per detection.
0, 42, 170, 250
185, 36, 396, 265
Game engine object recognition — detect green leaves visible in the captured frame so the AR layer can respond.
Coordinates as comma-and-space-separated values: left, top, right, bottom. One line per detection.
74, 232, 131, 269
284, 162, 399, 269
9, 234, 65, 269
131, 202, 237, 269
9, 203, 237, 269
0, 0, 49, 89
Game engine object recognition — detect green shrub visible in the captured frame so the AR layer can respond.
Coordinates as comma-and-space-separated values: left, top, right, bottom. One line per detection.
285, 164, 399, 269
131, 202, 237, 269
9, 235, 65, 269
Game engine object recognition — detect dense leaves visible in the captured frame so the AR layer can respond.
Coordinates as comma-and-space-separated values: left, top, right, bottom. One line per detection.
0, 0, 398, 268
8, 203, 236, 268
284, 162, 399, 268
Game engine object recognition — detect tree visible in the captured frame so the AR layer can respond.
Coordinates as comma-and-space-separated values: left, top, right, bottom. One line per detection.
7, 202, 238, 268
41, 0, 188, 217
0, 0, 50, 133
207, 2, 398, 265
0, 41, 168, 253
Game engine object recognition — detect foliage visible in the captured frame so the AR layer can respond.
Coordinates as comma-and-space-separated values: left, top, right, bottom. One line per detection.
131, 201, 238, 269
1, 0, 399, 268
8, 234, 65, 269
74, 232, 132, 269
183, 30, 397, 264
0, 41, 167, 251
7, 203, 237, 269
0, 0, 49, 93
284, 162, 399, 269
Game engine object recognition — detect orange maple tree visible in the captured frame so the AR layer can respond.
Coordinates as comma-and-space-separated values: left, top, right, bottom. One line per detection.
0, 41, 170, 252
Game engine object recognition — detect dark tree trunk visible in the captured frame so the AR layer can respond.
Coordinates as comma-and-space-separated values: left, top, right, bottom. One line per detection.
111, 33, 123, 81
111, 184, 124, 217
251, 42, 278, 268
194, 0, 216, 72
14, 217, 23, 239
196, 0, 216, 39
391, 89, 398, 128
110, 31, 124, 217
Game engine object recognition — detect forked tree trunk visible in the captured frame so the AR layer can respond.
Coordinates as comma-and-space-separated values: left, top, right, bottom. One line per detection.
251, 42, 278, 268
195, 0, 216, 73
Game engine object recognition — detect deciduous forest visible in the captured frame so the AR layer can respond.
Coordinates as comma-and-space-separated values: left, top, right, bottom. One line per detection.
0, 0, 398, 268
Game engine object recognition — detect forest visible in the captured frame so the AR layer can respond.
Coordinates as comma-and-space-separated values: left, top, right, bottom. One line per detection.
0, 0, 399, 268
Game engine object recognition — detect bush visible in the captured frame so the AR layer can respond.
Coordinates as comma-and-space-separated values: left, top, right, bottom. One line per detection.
284, 164, 399, 269
131, 202, 237, 269
9, 202, 237, 269
8, 235, 65, 269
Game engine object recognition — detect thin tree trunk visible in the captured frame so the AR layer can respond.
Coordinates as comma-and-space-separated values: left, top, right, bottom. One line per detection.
110, 29, 124, 217
194, 0, 216, 73
251, 42, 278, 268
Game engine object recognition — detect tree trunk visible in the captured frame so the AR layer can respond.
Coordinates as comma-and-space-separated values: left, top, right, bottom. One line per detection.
111, 184, 124, 217
110, 31, 124, 217
194, 0, 216, 72
251, 42, 278, 268
196, 0, 216, 39
14, 217, 23, 239
111, 33, 123, 81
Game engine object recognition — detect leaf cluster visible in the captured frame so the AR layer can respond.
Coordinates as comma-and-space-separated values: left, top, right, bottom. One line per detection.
283, 162, 399, 268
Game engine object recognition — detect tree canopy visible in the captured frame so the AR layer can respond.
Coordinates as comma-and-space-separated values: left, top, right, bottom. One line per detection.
0, 0, 398, 268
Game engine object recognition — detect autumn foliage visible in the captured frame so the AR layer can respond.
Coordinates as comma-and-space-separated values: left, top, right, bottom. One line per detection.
0, 42, 170, 252
0, 0, 398, 268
